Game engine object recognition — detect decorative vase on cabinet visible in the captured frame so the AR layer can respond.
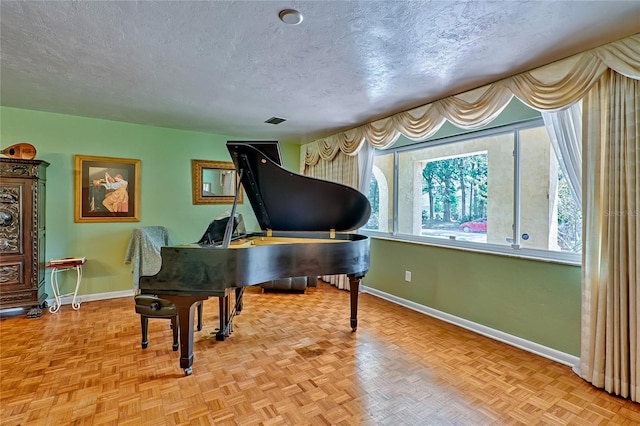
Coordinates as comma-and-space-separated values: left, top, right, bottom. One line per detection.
0, 158, 49, 317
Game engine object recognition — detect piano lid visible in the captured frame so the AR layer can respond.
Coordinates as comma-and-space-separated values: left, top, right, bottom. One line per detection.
227, 141, 371, 232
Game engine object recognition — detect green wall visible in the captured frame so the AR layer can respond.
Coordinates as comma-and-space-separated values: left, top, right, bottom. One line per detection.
366, 240, 581, 355
363, 98, 582, 356
0, 106, 300, 297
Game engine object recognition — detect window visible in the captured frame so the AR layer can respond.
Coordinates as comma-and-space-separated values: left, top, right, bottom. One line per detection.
363, 119, 582, 263
420, 150, 489, 243
366, 154, 393, 232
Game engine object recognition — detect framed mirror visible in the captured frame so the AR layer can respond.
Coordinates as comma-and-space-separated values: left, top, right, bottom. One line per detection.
191, 160, 243, 205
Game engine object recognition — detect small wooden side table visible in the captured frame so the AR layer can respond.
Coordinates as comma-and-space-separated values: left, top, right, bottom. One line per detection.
46, 257, 86, 314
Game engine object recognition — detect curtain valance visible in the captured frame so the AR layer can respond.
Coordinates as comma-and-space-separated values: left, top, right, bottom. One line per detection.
302, 33, 640, 166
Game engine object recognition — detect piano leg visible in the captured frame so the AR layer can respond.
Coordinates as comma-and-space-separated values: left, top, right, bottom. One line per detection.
216, 287, 244, 341
216, 294, 229, 341
349, 276, 361, 332
163, 295, 207, 376
196, 301, 203, 331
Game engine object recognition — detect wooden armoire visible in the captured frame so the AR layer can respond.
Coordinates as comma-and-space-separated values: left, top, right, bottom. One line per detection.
0, 158, 49, 317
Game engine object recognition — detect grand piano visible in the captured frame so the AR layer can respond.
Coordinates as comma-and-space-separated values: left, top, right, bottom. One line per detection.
138, 141, 371, 375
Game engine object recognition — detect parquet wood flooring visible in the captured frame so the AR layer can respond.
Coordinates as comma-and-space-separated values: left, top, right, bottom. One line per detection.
1, 282, 638, 425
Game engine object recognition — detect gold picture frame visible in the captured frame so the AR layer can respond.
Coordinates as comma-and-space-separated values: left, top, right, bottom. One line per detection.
191, 159, 243, 205
74, 155, 140, 222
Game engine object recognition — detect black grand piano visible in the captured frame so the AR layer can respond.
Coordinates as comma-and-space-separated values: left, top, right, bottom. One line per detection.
138, 141, 370, 375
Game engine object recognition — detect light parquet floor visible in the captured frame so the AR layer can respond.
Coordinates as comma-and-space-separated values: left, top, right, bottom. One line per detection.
0, 282, 638, 426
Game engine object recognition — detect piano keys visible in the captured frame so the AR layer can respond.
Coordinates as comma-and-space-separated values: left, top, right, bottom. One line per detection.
138, 141, 371, 375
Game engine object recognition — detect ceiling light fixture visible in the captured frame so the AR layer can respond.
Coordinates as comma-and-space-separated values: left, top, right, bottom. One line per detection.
278, 9, 303, 25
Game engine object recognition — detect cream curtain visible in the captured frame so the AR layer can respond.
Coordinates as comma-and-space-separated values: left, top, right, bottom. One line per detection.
300, 33, 640, 401
580, 70, 639, 401
303, 148, 360, 188
304, 151, 361, 290
542, 102, 583, 206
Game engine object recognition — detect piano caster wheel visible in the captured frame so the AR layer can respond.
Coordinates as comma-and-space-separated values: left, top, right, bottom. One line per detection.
172, 343, 179, 351
184, 367, 192, 376
141, 342, 148, 349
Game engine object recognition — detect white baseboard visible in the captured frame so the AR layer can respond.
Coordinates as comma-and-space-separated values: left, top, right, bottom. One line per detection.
361, 285, 580, 368
47, 289, 134, 307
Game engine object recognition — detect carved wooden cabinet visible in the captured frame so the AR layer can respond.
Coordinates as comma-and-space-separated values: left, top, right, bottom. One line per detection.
0, 158, 49, 315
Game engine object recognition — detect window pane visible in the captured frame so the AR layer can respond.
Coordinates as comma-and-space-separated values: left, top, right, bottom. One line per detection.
519, 127, 582, 253
485, 133, 515, 246
397, 133, 514, 244
556, 169, 582, 252
362, 119, 582, 263
364, 152, 394, 232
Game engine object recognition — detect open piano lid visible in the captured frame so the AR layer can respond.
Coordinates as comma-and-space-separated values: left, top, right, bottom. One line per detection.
227, 141, 371, 232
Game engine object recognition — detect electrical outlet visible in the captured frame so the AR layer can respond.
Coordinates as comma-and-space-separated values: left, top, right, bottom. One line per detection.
404, 270, 412, 282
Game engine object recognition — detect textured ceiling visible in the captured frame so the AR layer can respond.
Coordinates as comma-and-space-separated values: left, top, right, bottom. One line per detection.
1, 1, 639, 144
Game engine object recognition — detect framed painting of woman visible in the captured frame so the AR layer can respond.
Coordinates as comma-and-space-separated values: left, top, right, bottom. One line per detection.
74, 155, 140, 222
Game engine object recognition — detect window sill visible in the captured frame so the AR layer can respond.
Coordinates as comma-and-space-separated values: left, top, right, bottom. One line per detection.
362, 230, 582, 267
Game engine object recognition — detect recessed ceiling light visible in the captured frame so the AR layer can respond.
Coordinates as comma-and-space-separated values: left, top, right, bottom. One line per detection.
279, 9, 303, 25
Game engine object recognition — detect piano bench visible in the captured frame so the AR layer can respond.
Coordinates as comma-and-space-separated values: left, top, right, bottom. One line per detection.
134, 295, 203, 351
260, 276, 318, 292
